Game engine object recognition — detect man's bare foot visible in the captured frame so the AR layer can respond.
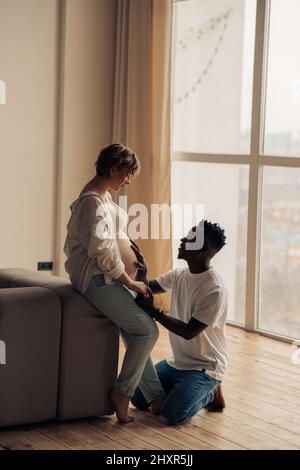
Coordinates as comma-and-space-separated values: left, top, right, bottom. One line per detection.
150, 398, 164, 415
109, 388, 134, 423
205, 384, 226, 412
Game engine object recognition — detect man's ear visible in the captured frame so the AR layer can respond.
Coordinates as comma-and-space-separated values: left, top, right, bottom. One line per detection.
208, 245, 218, 258
200, 243, 210, 253
202, 243, 215, 255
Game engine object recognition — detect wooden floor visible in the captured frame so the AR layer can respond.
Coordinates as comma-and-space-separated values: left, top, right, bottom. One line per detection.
1, 325, 300, 450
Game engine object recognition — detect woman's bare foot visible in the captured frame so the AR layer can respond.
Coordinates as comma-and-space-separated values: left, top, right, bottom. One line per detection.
109, 388, 134, 423
205, 384, 226, 412
150, 398, 164, 415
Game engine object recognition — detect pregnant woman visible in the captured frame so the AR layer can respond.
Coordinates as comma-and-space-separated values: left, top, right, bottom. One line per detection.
64, 143, 165, 423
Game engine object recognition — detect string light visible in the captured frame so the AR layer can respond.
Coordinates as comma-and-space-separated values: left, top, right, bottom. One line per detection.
175, 8, 233, 104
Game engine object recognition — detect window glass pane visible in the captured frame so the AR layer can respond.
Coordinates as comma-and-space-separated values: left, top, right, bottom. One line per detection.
259, 167, 300, 338
263, 0, 300, 157
172, 0, 256, 155
171, 162, 249, 324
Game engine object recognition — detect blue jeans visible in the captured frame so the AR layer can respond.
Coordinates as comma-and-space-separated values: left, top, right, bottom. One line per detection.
131, 360, 220, 425
84, 274, 165, 400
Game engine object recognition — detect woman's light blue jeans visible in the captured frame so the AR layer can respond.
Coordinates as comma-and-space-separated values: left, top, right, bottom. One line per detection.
84, 274, 165, 400
131, 359, 220, 425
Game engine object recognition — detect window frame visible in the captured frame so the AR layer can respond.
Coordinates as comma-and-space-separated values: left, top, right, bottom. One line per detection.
172, 0, 300, 343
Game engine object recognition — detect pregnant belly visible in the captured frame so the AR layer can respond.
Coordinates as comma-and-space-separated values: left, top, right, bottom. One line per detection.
117, 236, 138, 279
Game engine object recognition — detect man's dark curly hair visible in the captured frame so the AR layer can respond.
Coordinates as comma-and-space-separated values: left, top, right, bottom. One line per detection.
203, 220, 226, 252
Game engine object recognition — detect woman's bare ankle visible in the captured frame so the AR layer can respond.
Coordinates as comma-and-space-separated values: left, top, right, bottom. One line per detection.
109, 388, 134, 423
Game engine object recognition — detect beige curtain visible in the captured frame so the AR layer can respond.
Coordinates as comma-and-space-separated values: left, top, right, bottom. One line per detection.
113, 0, 173, 307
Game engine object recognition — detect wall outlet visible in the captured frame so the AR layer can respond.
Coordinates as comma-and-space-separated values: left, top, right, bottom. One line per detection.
0, 340, 6, 365
37, 261, 53, 271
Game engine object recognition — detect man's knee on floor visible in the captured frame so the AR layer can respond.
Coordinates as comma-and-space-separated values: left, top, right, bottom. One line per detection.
161, 400, 187, 426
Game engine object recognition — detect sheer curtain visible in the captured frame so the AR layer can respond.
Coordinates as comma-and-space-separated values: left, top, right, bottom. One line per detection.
113, 0, 173, 305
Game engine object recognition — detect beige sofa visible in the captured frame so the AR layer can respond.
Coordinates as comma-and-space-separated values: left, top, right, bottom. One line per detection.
0, 268, 119, 428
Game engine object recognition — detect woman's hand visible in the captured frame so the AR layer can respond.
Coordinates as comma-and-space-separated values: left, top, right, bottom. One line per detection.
117, 270, 150, 296
128, 280, 151, 297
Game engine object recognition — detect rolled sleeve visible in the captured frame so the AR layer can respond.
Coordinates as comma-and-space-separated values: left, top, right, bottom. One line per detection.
103, 258, 125, 279
80, 196, 125, 279
88, 219, 125, 280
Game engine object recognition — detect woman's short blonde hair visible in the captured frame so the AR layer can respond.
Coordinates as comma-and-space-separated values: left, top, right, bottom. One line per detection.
95, 143, 140, 178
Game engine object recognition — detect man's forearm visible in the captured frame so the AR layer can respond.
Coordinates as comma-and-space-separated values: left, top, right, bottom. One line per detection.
149, 279, 165, 294
156, 313, 190, 340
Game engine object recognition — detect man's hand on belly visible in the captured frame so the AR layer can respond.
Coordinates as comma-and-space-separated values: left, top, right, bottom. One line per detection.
130, 240, 149, 285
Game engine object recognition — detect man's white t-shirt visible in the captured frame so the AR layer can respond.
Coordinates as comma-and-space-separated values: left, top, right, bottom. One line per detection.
156, 267, 228, 381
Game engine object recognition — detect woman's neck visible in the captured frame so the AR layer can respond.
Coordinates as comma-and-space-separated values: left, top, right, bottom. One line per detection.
83, 175, 110, 196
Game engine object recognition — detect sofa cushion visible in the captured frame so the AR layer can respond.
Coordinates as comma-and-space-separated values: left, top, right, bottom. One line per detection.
0, 287, 61, 427
42, 283, 119, 419
0, 268, 68, 289
0, 268, 119, 421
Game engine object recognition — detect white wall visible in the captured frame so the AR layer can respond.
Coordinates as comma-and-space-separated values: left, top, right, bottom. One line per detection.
0, 0, 59, 269
56, 0, 118, 276
0, 0, 117, 273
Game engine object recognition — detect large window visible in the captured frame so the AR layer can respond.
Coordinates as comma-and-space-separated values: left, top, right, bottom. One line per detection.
259, 166, 300, 338
172, 162, 249, 324
173, 0, 256, 155
263, 0, 300, 157
171, 0, 300, 339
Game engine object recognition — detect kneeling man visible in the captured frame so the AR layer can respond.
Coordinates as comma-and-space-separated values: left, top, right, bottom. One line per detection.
132, 220, 228, 426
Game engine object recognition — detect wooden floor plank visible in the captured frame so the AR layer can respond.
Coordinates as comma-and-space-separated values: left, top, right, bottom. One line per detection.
227, 329, 294, 356
228, 358, 300, 389
220, 405, 300, 448
198, 410, 298, 450
111, 410, 189, 450
0, 431, 40, 450
227, 364, 300, 399
83, 417, 160, 450
32, 423, 99, 450
225, 376, 300, 413
223, 392, 300, 437
161, 420, 246, 451
130, 408, 245, 450
57, 422, 130, 450
228, 350, 300, 379
1, 325, 300, 450
128, 408, 218, 450
188, 414, 275, 450
224, 386, 300, 425
15, 428, 69, 450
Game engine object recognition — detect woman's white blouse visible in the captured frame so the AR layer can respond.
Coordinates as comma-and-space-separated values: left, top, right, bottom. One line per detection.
63, 191, 126, 294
